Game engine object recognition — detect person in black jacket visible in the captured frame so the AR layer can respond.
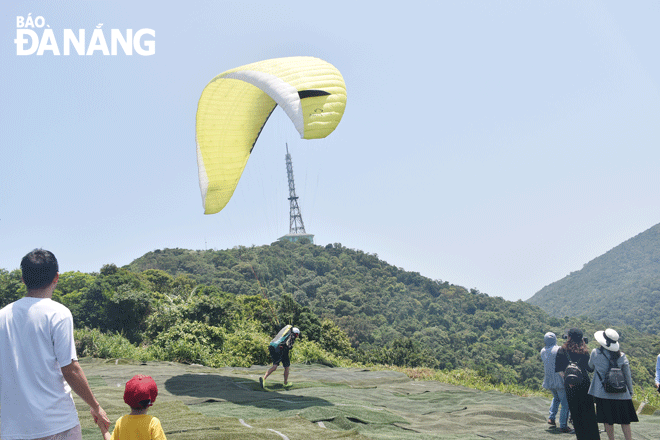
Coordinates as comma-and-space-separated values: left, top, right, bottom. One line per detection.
555, 328, 600, 439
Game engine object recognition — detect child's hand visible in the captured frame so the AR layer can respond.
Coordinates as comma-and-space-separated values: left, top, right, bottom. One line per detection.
91, 406, 110, 430
99, 422, 112, 440
94, 411, 111, 440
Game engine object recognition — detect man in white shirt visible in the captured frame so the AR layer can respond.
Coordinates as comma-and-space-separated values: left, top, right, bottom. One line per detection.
0, 249, 110, 440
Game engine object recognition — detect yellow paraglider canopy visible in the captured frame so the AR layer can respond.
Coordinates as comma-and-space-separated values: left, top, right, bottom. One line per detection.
196, 56, 347, 214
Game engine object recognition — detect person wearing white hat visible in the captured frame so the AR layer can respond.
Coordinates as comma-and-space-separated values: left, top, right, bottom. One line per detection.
588, 328, 637, 440
261, 325, 300, 388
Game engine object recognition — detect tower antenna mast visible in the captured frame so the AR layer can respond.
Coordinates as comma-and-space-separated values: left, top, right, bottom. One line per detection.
279, 143, 314, 243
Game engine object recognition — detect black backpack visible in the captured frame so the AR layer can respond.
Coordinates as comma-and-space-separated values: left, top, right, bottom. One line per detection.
597, 348, 627, 394
563, 351, 583, 386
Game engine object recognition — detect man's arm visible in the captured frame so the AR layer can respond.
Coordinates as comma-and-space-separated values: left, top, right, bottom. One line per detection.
61, 360, 110, 429
285, 333, 295, 349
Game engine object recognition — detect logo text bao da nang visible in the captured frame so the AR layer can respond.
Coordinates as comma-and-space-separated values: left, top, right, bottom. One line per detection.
15, 14, 155, 56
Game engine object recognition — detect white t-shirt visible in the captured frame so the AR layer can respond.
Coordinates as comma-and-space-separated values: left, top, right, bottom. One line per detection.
0, 297, 80, 439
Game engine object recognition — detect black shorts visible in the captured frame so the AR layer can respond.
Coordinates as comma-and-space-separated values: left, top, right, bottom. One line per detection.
269, 345, 290, 368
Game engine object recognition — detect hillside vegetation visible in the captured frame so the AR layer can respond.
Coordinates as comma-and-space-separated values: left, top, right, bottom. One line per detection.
125, 241, 659, 388
2, 240, 659, 395
528, 223, 660, 334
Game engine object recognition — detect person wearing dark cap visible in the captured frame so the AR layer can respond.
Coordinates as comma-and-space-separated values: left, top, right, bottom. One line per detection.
588, 328, 637, 440
100, 375, 167, 440
555, 328, 600, 439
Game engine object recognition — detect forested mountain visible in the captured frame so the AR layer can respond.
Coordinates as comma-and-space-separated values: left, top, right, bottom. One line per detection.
527, 223, 660, 334
2, 239, 659, 390
126, 241, 659, 388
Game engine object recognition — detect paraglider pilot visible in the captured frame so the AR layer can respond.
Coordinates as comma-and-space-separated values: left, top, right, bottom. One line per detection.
260, 325, 300, 388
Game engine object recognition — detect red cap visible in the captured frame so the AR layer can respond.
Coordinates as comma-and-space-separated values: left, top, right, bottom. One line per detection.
124, 375, 158, 409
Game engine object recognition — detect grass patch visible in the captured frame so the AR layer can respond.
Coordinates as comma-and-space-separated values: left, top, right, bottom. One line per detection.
385, 365, 660, 415
74, 327, 660, 414
376, 366, 548, 397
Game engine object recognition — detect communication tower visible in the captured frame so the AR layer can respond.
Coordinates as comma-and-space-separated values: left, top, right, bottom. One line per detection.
278, 144, 314, 244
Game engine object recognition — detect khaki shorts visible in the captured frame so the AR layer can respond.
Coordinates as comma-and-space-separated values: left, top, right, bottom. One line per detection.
30, 424, 82, 440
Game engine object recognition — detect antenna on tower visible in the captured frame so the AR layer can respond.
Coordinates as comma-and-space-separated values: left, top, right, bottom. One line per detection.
278, 143, 314, 244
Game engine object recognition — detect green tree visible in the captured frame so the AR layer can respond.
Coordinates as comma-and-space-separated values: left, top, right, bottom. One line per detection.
184, 286, 241, 330
105, 287, 154, 343
142, 269, 174, 295
319, 319, 353, 356
0, 269, 26, 307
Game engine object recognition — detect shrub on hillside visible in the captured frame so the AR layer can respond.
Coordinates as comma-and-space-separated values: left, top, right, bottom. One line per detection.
151, 320, 225, 365
319, 319, 353, 357
216, 328, 270, 367
292, 339, 341, 367
149, 337, 213, 365
74, 328, 153, 361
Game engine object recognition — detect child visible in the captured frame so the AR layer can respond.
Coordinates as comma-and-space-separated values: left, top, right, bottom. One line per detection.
100, 374, 167, 440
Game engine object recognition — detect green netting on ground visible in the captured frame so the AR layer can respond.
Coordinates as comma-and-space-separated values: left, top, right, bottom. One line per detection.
3, 359, 660, 440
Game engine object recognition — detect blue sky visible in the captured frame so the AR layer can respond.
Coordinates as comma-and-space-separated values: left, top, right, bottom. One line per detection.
2, 1, 659, 302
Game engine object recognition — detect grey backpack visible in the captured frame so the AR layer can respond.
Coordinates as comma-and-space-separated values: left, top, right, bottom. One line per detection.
597, 348, 627, 394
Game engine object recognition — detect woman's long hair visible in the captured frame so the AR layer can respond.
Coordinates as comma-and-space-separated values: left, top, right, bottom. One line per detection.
562, 337, 590, 355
